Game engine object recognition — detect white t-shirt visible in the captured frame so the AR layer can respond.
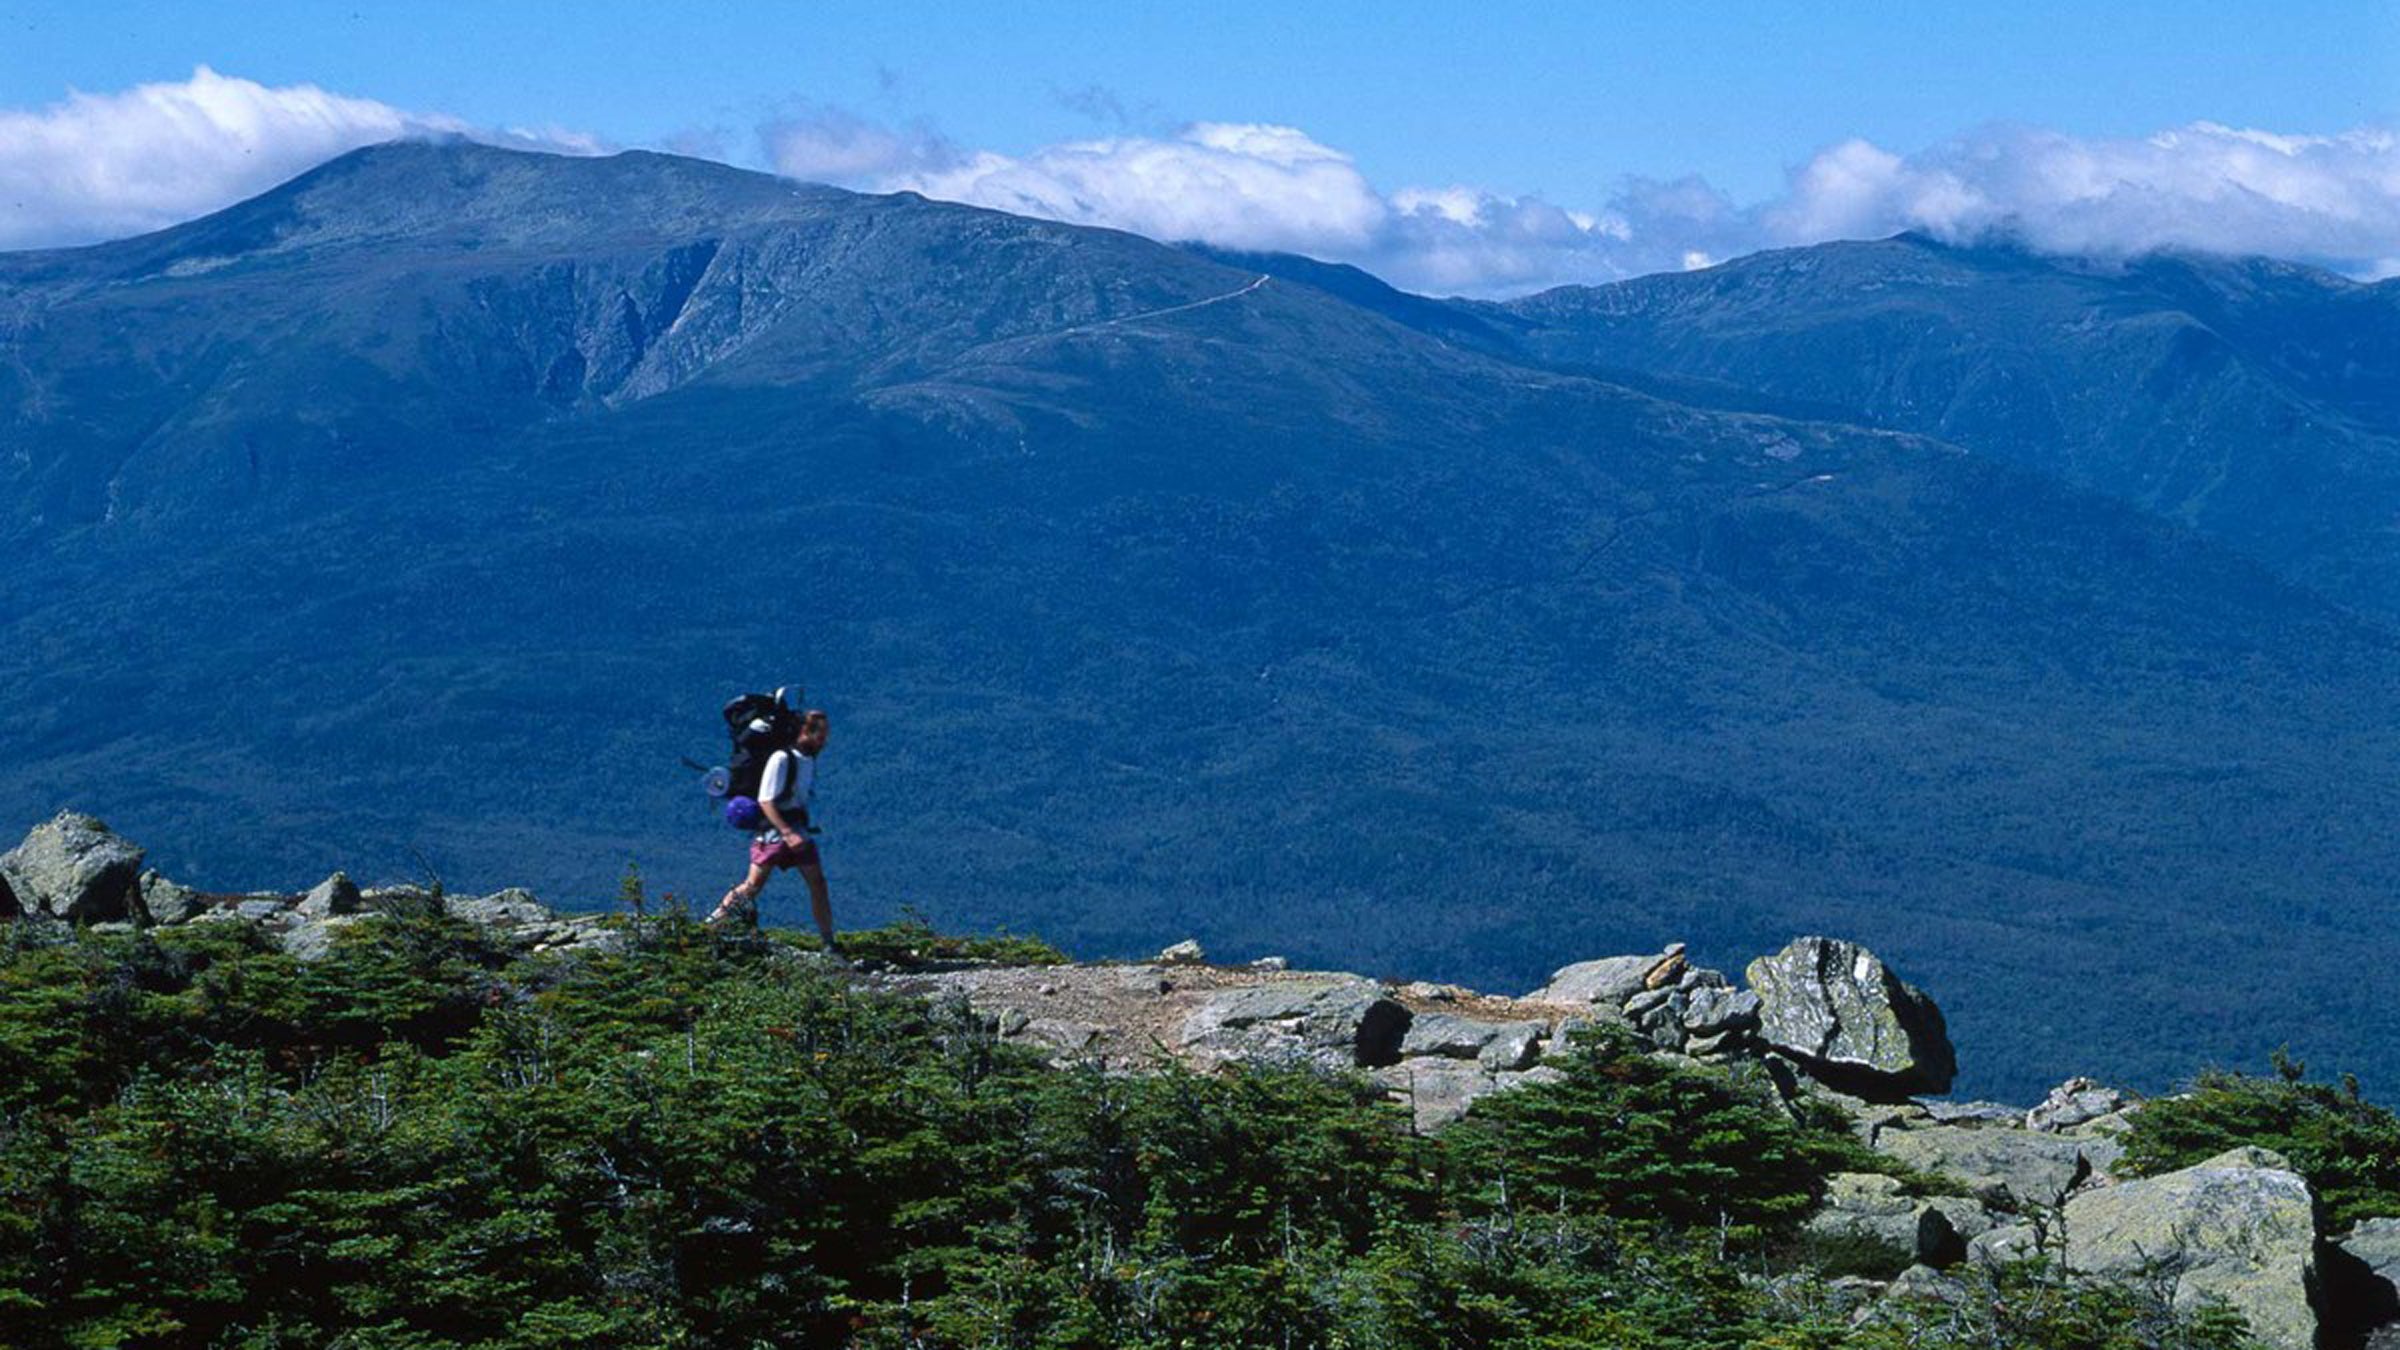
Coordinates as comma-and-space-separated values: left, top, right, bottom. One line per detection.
756, 749, 816, 835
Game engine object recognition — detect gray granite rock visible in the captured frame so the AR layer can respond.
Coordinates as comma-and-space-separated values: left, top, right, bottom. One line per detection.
2026, 1077, 2137, 1133
1155, 939, 1205, 964
1377, 1056, 1498, 1132
2060, 1147, 2318, 1350
2333, 1218, 2400, 1345
1479, 1022, 1544, 1072
1806, 1172, 1989, 1270
1746, 937, 1955, 1100
137, 870, 204, 925
1921, 1100, 2023, 1127
1177, 978, 1407, 1070
1, 812, 146, 922
1683, 986, 1761, 1036
282, 914, 367, 962
1530, 945, 1684, 1006
1401, 1011, 1506, 1059
296, 872, 364, 919
447, 888, 551, 928
1871, 1121, 2101, 1209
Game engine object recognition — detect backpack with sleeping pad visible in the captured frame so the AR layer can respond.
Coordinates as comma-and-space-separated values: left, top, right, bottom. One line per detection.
715, 687, 803, 830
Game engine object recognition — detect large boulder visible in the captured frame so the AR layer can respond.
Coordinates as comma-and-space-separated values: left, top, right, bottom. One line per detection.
1177, 978, 1411, 1071
296, 872, 364, 919
2026, 1076, 2138, 1133
2329, 1218, 2400, 1347
138, 870, 205, 925
1530, 944, 1685, 1007
1746, 937, 1955, 1099
1871, 1120, 2113, 1210
1806, 1172, 1991, 1270
1373, 1059, 1564, 1132
2060, 1147, 2318, 1350
1, 813, 146, 923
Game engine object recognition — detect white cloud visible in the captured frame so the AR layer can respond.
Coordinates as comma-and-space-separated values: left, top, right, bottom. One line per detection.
895, 122, 1391, 257
0, 67, 595, 251
768, 115, 2400, 297
8, 70, 2397, 299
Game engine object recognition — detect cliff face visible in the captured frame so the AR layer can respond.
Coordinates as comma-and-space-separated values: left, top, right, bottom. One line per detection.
10, 811, 2391, 1349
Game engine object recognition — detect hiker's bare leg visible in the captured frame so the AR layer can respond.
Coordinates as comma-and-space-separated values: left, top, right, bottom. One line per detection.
710, 864, 770, 926
798, 861, 836, 949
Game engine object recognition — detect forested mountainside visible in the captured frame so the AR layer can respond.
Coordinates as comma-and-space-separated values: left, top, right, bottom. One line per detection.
7, 142, 2400, 1100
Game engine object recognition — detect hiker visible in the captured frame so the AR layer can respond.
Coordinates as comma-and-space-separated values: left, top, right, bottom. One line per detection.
710, 707, 842, 957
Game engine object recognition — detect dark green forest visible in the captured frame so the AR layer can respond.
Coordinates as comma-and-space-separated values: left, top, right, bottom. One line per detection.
2, 896, 2352, 1348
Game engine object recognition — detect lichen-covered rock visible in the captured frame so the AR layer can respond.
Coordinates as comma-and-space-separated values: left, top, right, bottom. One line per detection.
1479, 1022, 1543, 1071
2026, 1076, 2137, 1132
1871, 1121, 2103, 1209
1806, 1173, 1974, 1268
2331, 1218, 2400, 1345
282, 914, 367, 962
1177, 978, 1409, 1070
1155, 939, 1205, 965
1, 812, 146, 922
1529, 944, 1684, 1006
1400, 1011, 1507, 1059
296, 872, 363, 918
2060, 1146, 2318, 1350
447, 888, 551, 928
1746, 937, 1955, 1099
1682, 986, 1761, 1037
138, 870, 204, 925
1377, 1056, 1498, 1132
1922, 1100, 2022, 1126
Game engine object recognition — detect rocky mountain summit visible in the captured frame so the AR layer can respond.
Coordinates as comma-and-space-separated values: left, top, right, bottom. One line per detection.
7, 811, 2395, 1348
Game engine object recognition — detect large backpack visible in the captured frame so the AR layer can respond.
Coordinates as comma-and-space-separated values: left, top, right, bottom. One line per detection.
720, 687, 802, 829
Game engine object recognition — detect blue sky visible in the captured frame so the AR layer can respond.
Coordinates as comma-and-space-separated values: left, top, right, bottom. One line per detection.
3, 3, 2397, 291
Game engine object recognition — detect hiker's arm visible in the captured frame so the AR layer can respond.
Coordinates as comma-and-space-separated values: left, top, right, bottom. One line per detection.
760, 796, 803, 844
758, 756, 804, 843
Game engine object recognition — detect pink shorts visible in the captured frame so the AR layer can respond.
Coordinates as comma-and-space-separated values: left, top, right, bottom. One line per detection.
749, 833, 821, 871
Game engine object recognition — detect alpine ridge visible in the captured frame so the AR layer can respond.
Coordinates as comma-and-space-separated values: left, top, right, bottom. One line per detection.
6, 141, 2400, 1102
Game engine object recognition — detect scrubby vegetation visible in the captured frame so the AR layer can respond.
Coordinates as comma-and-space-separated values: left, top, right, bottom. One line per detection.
2118, 1051, 2400, 1231
0, 911, 2262, 1348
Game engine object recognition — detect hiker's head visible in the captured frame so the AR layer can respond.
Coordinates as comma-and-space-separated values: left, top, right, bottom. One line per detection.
797, 709, 830, 754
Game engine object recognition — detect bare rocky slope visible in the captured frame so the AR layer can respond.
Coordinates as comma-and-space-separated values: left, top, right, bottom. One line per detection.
8, 809, 2396, 1349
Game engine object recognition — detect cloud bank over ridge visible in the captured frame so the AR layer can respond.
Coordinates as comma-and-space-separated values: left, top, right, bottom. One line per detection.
768, 114, 2400, 294
4, 69, 2394, 294
0, 67, 601, 251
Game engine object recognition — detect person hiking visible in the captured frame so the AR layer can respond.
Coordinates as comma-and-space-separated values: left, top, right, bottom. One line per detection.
709, 707, 843, 958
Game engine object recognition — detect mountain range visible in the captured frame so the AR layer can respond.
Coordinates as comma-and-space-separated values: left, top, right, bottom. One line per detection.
6, 140, 2399, 1100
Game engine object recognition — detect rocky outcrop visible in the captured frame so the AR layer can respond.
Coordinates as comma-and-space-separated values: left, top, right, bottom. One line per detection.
2054, 1147, 2319, 1350
0, 816, 2366, 1348
1532, 945, 1685, 1007
2026, 1076, 2138, 1133
0, 817, 623, 961
1747, 937, 1955, 1100
2329, 1219, 2400, 1348
1870, 1117, 2118, 1210
296, 872, 363, 919
1805, 1172, 1992, 1269
138, 870, 204, 925
1, 812, 146, 923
